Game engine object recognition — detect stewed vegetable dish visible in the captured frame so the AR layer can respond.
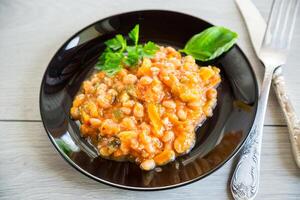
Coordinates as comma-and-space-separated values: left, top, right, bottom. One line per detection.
68, 24, 232, 170
70, 46, 221, 170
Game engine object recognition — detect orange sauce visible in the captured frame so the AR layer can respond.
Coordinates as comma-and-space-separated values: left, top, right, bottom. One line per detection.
70, 46, 221, 170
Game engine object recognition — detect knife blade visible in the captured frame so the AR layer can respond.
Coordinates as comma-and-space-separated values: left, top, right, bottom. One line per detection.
235, 0, 266, 58
235, 0, 300, 168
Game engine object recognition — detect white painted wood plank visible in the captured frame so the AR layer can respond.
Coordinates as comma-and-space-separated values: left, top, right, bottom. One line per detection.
1, 1, 299, 199
0, 122, 299, 200
0, 0, 297, 125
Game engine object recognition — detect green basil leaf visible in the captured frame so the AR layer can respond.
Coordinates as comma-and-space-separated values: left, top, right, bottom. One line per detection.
128, 24, 139, 46
181, 26, 238, 61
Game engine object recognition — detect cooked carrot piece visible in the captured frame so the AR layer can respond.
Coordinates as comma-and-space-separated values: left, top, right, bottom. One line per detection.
147, 103, 164, 137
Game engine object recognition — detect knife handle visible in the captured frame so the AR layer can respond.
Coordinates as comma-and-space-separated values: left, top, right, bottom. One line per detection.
272, 67, 300, 168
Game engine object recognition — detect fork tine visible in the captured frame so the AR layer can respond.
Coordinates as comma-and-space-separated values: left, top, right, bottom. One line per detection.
278, 0, 293, 46
286, 0, 299, 49
272, 0, 285, 43
262, 0, 299, 49
260, 0, 299, 66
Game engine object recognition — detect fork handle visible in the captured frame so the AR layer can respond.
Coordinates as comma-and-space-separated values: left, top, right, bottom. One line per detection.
231, 66, 275, 200
272, 67, 300, 168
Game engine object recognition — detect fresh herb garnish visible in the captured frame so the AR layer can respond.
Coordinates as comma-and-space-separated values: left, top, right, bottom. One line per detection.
97, 51, 123, 76
104, 34, 127, 51
96, 24, 159, 76
113, 109, 124, 120
55, 139, 72, 155
142, 42, 159, 57
96, 25, 238, 75
124, 46, 140, 66
180, 26, 238, 61
128, 24, 139, 46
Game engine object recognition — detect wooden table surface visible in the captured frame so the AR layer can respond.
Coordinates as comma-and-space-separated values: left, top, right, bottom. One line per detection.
0, 0, 299, 199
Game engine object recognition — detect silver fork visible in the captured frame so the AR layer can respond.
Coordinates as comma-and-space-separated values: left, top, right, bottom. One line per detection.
231, 0, 299, 199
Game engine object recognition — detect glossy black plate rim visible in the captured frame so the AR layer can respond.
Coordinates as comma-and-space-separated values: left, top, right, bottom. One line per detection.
39, 9, 259, 191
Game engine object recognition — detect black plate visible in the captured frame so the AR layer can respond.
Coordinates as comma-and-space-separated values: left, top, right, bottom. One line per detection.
40, 10, 258, 190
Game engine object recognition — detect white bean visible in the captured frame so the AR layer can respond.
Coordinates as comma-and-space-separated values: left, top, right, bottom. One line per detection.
133, 102, 144, 118
177, 109, 187, 120
150, 67, 160, 76
162, 100, 176, 109
120, 107, 131, 115
162, 131, 175, 142
140, 159, 155, 170
123, 74, 137, 84
139, 76, 153, 85
122, 100, 135, 108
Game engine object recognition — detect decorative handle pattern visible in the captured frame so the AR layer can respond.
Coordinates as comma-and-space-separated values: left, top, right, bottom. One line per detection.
231, 125, 260, 200
272, 67, 300, 168
231, 66, 274, 200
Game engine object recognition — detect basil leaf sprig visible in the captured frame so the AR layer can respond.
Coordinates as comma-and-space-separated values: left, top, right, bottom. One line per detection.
180, 26, 238, 61
96, 24, 159, 76
96, 25, 238, 76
